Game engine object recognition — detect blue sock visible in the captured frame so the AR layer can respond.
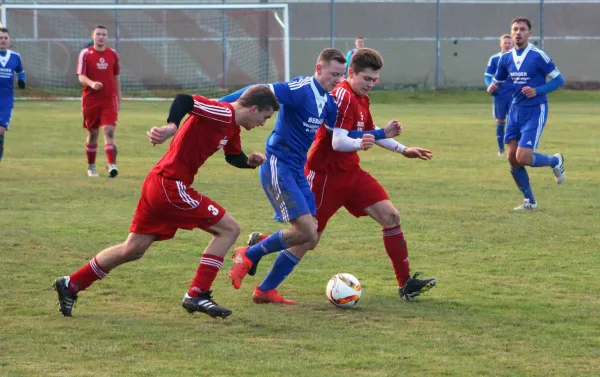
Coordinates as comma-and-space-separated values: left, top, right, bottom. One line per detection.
258, 250, 299, 291
245, 230, 288, 263
0, 133, 4, 161
530, 152, 559, 168
496, 122, 505, 152
510, 166, 536, 203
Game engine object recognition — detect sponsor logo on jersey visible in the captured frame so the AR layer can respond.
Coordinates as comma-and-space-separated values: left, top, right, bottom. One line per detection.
96, 57, 109, 70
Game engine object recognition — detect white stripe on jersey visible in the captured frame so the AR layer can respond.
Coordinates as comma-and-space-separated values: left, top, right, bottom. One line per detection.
289, 78, 312, 91
333, 87, 351, 130
532, 47, 551, 63
194, 101, 232, 116
76, 49, 88, 75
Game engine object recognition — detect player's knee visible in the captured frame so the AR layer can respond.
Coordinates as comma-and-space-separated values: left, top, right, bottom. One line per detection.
226, 220, 241, 240
305, 229, 320, 250
383, 209, 401, 228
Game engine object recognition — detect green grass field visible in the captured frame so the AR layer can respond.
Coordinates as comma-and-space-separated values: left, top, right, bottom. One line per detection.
1, 92, 599, 377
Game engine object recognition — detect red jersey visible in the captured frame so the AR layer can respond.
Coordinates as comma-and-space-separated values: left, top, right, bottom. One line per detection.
307, 80, 374, 174
151, 95, 242, 186
76, 46, 120, 103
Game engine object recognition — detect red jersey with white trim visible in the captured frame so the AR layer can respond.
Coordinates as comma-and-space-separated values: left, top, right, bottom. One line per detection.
151, 95, 242, 186
307, 80, 374, 174
76, 46, 120, 103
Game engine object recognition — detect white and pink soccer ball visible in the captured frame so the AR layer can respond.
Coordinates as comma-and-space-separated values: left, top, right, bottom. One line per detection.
326, 273, 362, 308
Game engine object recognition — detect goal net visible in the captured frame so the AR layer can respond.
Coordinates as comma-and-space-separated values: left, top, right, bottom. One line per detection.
2, 4, 290, 99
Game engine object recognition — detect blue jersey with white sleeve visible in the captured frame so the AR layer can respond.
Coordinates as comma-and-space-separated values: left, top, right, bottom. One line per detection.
265, 76, 338, 167
485, 53, 513, 99
0, 50, 25, 109
494, 44, 561, 106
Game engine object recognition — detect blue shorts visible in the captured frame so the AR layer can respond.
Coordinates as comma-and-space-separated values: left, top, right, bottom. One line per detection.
260, 153, 316, 223
505, 103, 548, 149
493, 96, 511, 120
0, 108, 13, 129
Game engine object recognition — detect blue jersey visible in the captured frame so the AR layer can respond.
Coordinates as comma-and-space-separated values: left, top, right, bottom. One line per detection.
0, 50, 25, 109
486, 53, 513, 99
494, 44, 560, 106
265, 76, 338, 168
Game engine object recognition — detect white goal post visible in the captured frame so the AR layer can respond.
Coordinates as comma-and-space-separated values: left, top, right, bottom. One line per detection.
3, 3, 290, 99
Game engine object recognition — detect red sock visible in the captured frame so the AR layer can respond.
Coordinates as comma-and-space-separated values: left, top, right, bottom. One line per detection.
68, 257, 109, 294
188, 254, 224, 297
105, 144, 116, 164
382, 226, 411, 287
86, 143, 97, 165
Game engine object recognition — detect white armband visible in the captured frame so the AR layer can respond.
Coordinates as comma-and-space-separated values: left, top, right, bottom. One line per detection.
332, 128, 362, 152
375, 138, 406, 154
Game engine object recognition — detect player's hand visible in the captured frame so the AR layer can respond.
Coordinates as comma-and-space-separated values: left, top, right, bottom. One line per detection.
247, 152, 267, 167
360, 134, 375, 151
383, 120, 402, 138
17, 80, 25, 89
402, 147, 433, 160
91, 81, 103, 91
487, 82, 498, 93
147, 123, 177, 146
521, 86, 537, 98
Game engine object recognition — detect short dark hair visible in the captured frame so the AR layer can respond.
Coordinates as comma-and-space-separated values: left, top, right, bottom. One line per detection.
238, 85, 280, 112
511, 17, 531, 30
93, 25, 108, 32
317, 48, 346, 66
350, 48, 384, 74
356, 37, 364, 40
0, 28, 9, 34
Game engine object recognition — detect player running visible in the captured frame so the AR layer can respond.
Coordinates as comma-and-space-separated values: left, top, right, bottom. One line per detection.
485, 34, 514, 156
223, 48, 402, 304
77, 25, 122, 177
488, 17, 565, 210
53, 86, 279, 319
244, 48, 437, 302
0, 27, 26, 161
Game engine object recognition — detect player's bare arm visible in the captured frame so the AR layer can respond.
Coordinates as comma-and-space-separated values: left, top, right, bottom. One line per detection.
78, 74, 103, 90
114, 75, 122, 111
147, 123, 177, 145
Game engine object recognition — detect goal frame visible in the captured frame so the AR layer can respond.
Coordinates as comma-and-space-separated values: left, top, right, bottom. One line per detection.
2, 3, 291, 83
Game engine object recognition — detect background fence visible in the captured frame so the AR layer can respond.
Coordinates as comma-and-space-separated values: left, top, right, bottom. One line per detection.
4, 0, 599, 90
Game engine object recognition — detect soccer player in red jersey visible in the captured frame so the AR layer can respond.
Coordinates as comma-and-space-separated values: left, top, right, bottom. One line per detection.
246, 49, 437, 301
53, 85, 279, 318
77, 25, 122, 178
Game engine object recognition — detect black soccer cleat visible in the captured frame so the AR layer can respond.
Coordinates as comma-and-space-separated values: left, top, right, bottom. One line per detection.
247, 232, 263, 276
53, 276, 78, 317
182, 291, 232, 319
399, 272, 437, 301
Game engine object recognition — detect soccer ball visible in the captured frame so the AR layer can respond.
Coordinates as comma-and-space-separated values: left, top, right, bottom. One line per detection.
326, 273, 362, 308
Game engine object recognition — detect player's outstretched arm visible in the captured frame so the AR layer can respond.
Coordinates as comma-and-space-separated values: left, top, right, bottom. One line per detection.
225, 151, 266, 169
332, 128, 375, 152
146, 94, 194, 145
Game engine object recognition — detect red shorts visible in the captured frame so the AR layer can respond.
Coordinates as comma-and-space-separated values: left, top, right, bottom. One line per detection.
129, 172, 227, 241
82, 98, 118, 129
305, 167, 389, 232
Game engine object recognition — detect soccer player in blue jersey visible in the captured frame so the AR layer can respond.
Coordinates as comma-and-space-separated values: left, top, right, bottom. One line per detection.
0, 28, 26, 162
222, 48, 401, 304
487, 17, 565, 210
345, 37, 364, 77
485, 34, 514, 156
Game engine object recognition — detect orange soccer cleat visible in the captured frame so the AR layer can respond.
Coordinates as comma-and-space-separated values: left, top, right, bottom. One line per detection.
252, 286, 296, 305
229, 247, 253, 289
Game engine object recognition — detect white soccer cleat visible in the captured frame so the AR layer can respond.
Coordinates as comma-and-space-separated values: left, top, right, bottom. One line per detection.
87, 164, 99, 177
552, 153, 565, 184
107, 164, 118, 178
513, 199, 537, 211
498, 151, 504, 157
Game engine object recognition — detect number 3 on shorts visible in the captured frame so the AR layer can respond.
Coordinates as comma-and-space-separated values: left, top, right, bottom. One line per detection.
208, 205, 219, 216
